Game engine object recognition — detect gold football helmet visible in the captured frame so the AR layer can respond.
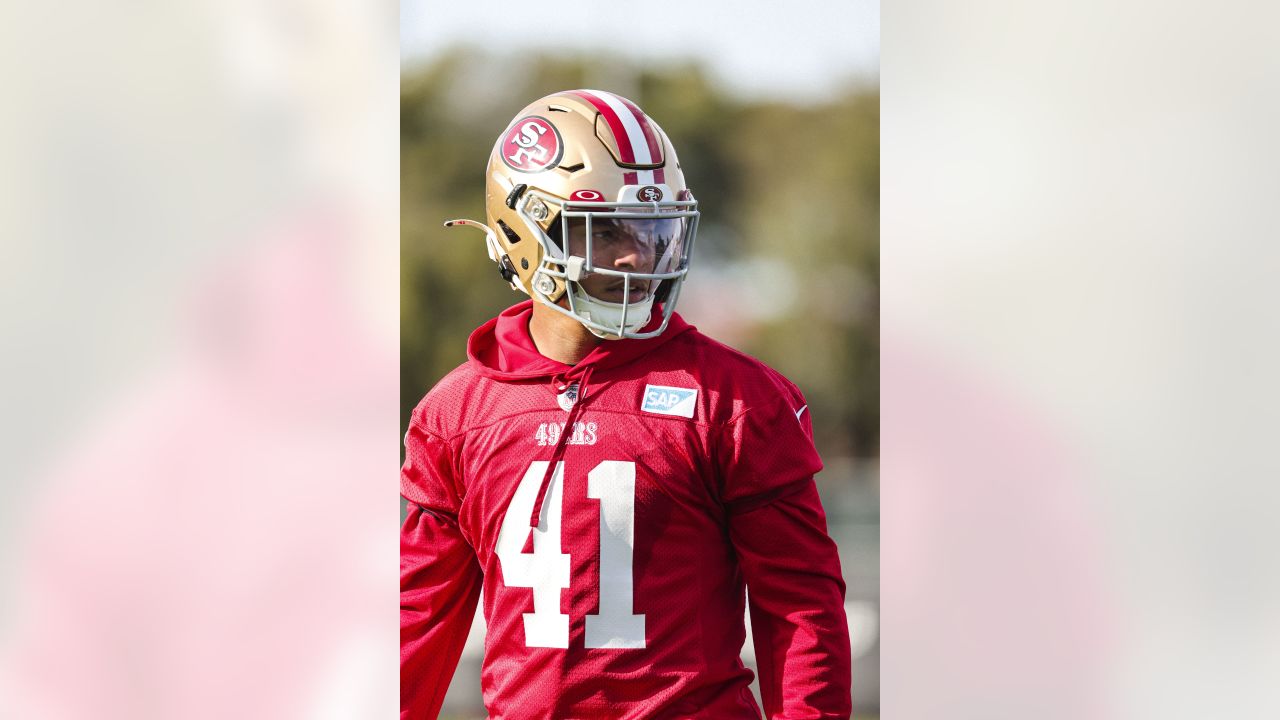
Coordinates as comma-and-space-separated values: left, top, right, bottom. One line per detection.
447, 89, 699, 340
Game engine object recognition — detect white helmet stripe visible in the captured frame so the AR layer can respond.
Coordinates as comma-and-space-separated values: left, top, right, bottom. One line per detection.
578, 89, 653, 165
614, 94, 667, 170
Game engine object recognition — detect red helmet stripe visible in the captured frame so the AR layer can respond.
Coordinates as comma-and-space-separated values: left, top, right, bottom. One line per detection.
615, 95, 666, 184
569, 90, 636, 164
616, 95, 664, 166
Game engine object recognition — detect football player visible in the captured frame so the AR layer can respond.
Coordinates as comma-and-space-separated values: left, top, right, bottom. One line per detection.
401, 89, 852, 719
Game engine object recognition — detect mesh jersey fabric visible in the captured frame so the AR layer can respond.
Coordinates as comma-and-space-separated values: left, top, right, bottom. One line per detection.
401, 301, 851, 719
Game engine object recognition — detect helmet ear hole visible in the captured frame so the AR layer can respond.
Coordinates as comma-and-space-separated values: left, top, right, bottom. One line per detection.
497, 220, 522, 244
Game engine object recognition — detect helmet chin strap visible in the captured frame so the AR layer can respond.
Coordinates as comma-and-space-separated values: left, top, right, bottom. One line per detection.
569, 285, 654, 339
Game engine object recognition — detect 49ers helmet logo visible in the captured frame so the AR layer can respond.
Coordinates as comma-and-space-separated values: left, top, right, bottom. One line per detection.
501, 116, 564, 173
638, 186, 664, 202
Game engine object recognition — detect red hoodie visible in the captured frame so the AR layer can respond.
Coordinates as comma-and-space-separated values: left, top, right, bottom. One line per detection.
401, 301, 851, 719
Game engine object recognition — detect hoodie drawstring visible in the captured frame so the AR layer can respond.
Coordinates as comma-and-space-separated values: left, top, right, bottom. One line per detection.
529, 364, 594, 529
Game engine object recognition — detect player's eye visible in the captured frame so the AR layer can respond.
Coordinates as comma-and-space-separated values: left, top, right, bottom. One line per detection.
593, 225, 627, 244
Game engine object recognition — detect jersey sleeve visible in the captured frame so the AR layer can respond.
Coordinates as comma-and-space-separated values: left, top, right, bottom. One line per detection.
716, 394, 824, 509
729, 481, 852, 718
717, 387, 852, 717
400, 400, 479, 718
400, 504, 482, 720
401, 411, 462, 514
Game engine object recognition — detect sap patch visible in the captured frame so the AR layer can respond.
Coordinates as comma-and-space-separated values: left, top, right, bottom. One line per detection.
641, 384, 698, 418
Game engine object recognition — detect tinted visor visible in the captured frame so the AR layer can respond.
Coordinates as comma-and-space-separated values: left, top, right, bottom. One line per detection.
564, 216, 690, 275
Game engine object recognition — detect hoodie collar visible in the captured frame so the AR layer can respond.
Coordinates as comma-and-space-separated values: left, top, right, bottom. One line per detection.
466, 300, 693, 381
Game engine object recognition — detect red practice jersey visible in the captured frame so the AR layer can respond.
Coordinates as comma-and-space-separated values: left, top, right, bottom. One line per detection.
401, 301, 851, 719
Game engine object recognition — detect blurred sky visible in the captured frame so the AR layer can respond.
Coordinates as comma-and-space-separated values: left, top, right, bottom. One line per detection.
400, 0, 880, 101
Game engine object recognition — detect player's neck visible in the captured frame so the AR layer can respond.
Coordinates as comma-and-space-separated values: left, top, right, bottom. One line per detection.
528, 302, 604, 366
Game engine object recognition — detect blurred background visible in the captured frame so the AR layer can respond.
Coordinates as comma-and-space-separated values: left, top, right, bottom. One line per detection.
0, 0, 399, 717
401, 1, 880, 716
9, 0, 1275, 719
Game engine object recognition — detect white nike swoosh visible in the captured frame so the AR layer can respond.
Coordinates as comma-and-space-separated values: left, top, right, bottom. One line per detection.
794, 405, 808, 421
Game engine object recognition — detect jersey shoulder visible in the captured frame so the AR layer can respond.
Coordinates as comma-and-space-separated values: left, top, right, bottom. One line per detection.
658, 329, 807, 423
407, 361, 484, 440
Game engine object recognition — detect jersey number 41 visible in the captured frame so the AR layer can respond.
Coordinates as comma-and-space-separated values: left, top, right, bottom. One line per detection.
495, 460, 646, 650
